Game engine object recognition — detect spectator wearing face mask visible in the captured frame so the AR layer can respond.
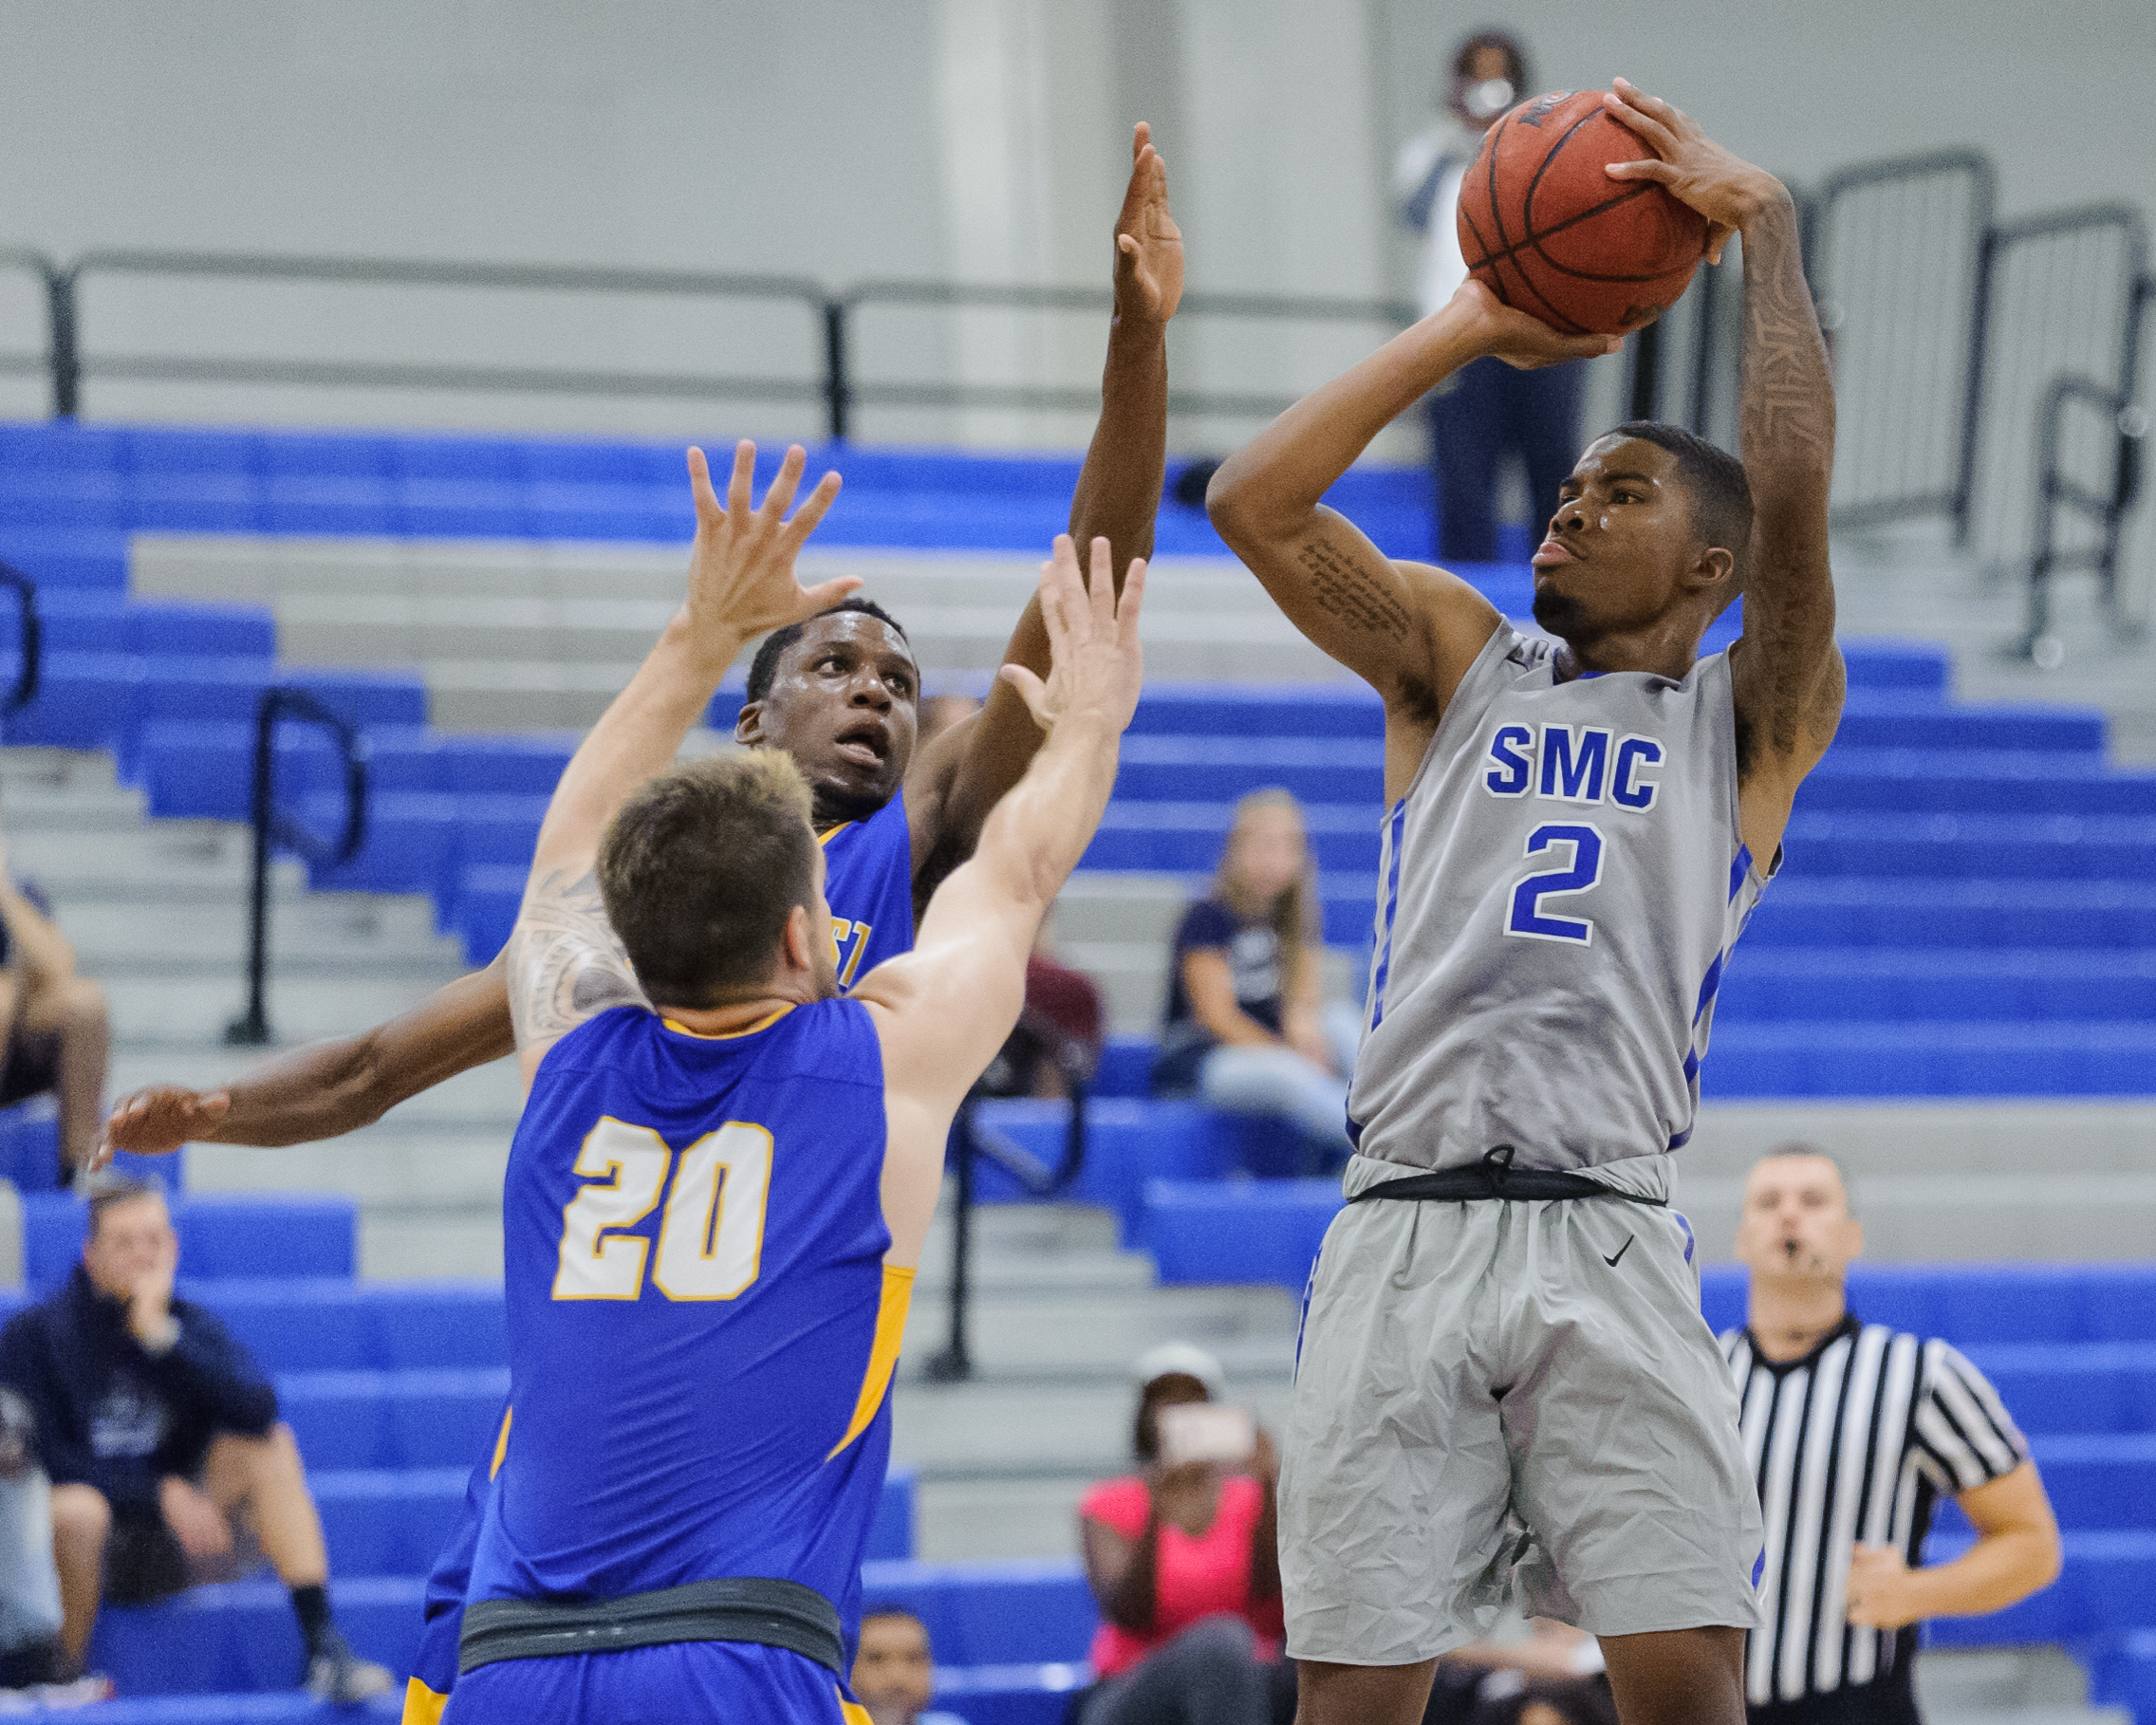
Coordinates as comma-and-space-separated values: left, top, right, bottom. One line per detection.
1392, 28, 1584, 566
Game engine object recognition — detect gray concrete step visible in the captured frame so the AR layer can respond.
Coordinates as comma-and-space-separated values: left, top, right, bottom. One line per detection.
132, 537, 1353, 732
1915, 1646, 2127, 1725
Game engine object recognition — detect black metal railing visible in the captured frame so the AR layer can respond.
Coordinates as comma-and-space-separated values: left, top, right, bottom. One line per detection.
1807, 151, 1996, 537
1963, 203, 2147, 586
225, 687, 370, 1048
59, 250, 832, 427
2022, 273, 2155, 652
0, 561, 42, 719
0, 249, 59, 408
837, 279, 1416, 437
923, 1013, 1093, 1384
15, 246, 1414, 442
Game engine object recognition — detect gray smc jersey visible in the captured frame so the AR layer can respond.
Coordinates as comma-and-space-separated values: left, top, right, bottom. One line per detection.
1348, 623, 1772, 1177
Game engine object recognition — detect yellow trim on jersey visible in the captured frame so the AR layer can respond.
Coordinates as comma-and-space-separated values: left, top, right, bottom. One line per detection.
817, 822, 853, 847
826, 1264, 916, 1462
489, 1405, 512, 1480
401, 1677, 449, 1725
660, 1004, 796, 1042
837, 1690, 874, 1725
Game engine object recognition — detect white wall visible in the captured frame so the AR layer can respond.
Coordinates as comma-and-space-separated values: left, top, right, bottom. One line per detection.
0, 0, 2147, 449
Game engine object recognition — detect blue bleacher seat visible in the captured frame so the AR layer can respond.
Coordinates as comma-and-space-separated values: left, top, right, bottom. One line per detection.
1962, 1344, 2156, 1436
971, 1100, 1304, 1242
860, 1558, 1096, 1666
2088, 1630, 2156, 1725
931, 1663, 1094, 1725
88, 1575, 420, 1697
0, 1096, 61, 1192
298, 1461, 915, 1575
201, 1280, 506, 1374
20, 1195, 357, 1285
12, 1697, 400, 1723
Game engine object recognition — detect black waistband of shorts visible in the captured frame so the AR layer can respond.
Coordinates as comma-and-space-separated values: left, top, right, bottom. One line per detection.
1348, 1144, 1667, 1206
458, 1576, 844, 1676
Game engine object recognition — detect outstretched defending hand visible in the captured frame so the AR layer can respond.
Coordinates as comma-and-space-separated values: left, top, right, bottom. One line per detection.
1000, 535, 1146, 737
1446, 279, 1621, 371
1113, 122, 1184, 325
680, 441, 854, 675
1603, 77, 1783, 266
96, 1085, 231, 1165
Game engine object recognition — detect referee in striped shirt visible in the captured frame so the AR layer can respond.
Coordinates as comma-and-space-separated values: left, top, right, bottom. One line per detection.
1722, 1147, 2062, 1724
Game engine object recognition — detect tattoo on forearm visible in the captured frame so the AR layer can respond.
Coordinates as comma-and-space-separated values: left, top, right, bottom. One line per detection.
1295, 539, 1412, 635
1739, 213, 1834, 475
506, 866, 645, 1047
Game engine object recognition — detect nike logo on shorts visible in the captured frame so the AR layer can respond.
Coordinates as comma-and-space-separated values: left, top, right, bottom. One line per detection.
1603, 1236, 1633, 1269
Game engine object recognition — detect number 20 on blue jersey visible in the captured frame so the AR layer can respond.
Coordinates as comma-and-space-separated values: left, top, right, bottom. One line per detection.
552, 1117, 773, 1302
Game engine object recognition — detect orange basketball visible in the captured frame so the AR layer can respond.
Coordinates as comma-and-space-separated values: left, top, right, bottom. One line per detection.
1456, 89, 1707, 337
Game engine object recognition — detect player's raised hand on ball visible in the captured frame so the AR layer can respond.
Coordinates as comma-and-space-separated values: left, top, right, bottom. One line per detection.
1448, 279, 1622, 371
1113, 122, 1183, 325
1000, 534, 1146, 737
679, 441, 854, 674
1603, 78, 1783, 265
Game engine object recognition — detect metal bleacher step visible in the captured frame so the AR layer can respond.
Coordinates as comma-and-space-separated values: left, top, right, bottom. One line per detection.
132, 537, 1354, 731
1917, 1647, 2130, 1725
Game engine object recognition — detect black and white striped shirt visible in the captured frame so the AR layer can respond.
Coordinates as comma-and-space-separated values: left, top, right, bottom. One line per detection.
1721, 1314, 2028, 1708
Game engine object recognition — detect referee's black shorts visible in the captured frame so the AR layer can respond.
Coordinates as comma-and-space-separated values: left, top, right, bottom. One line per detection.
1746, 1661, 1920, 1725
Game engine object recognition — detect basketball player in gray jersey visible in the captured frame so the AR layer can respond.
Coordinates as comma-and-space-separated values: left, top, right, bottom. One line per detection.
1208, 83, 1843, 1725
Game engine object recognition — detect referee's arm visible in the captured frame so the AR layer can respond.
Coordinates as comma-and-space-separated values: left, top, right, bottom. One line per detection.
1847, 1461, 2063, 1630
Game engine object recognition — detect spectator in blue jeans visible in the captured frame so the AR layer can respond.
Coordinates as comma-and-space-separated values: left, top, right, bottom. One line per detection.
1150, 791, 1358, 1166
1393, 28, 1584, 565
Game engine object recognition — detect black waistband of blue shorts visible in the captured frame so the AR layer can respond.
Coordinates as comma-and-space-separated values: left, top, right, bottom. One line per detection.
458, 1576, 844, 1677
1348, 1144, 1668, 1206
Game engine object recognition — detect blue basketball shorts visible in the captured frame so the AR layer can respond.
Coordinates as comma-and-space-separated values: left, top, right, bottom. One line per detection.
441, 1641, 869, 1724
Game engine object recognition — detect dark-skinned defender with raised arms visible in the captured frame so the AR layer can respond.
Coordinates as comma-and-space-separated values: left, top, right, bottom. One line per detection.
101, 126, 1180, 1725
101, 121, 1179, 1158
1204, 82, 1845, 1725
445, 448, 1146, 1720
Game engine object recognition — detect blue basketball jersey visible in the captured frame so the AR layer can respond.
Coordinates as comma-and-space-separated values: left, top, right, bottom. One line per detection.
821, 793, 915, 985
468, 999, 907, 1642
404, 795, 916, 1722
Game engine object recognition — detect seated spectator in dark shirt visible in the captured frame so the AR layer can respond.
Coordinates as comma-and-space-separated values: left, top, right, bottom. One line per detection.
0, 1178, 391, 1700
1150, 791, 1359, 1165
0, 846, 109, 1180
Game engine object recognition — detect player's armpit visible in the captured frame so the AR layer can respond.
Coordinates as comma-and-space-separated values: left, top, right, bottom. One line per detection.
505, 864, 645, 1080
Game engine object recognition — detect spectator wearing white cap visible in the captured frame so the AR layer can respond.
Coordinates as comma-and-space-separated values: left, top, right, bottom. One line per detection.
1076, 1345, 1290, 1725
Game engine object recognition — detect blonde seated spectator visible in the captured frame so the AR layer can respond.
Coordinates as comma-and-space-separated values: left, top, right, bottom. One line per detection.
1149, 791, 1358, 1168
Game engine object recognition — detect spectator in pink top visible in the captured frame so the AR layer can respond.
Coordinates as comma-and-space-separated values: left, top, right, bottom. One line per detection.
1076, 1345, 1289, 1725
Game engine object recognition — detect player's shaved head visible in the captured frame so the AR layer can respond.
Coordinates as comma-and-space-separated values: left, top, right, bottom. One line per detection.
599, 751, 821, 1008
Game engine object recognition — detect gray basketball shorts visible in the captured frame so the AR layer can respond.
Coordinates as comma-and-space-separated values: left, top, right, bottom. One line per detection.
1279, 1154, 1763, 1665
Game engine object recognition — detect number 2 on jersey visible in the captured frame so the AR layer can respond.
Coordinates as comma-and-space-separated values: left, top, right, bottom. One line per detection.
1506, 823, 1605, 945
552, 1117, 772, 1302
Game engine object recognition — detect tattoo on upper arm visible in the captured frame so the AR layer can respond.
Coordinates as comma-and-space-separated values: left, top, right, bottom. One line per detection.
1294, 538, 1413, 635
506, 866, 645, 1048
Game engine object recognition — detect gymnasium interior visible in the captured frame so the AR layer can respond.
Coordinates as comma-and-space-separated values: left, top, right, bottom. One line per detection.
0, 2, 2150, 1720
